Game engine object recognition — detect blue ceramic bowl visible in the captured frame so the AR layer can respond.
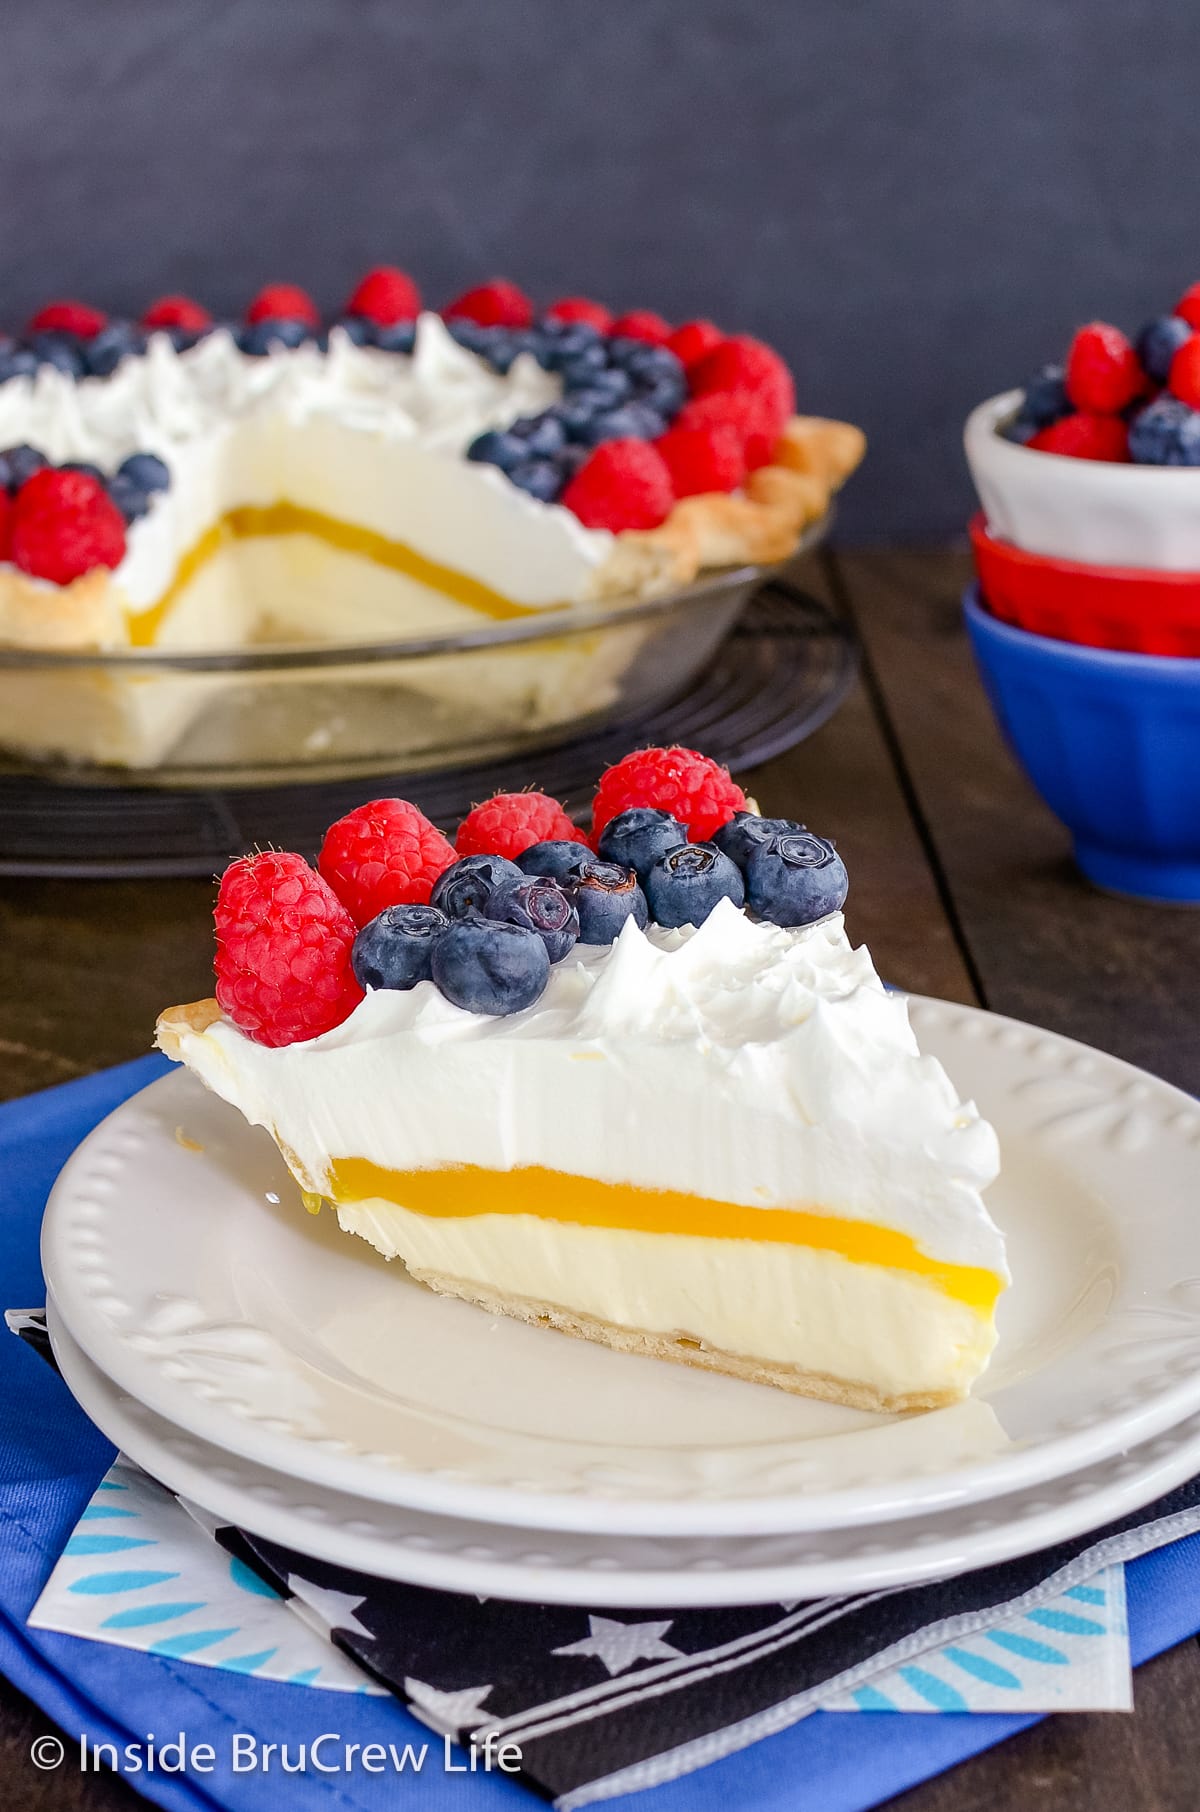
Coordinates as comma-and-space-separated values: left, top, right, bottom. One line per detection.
965, 585, 1200, 904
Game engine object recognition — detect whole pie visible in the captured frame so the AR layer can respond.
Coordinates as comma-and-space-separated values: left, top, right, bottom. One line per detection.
0, 272, 865, 656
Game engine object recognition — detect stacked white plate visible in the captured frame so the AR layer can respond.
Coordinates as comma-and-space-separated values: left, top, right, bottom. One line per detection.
42, 996, 1200, 1607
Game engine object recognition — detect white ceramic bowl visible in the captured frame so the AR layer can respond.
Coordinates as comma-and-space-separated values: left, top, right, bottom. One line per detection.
965, 389, 1200, 571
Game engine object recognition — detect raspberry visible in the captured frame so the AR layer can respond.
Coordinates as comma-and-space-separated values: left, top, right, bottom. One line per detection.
1064, 322, 1143, 414
0, 489, 10, 561
592, 747, 747, 844
245, 283, 320, 329
654, 422, 746, 496
545, 297, 613, 333
214, 851, 363, 1048
444, 281, 534, 329
562, 439, 674, 531
344, 266, 421, 324
319, 798, 456, 926
25, 301, 107, 339
141, 295, 213, 333
1028, 412, 1130, 461
9, 469, 127, 585
688, 335, 796, 429
674, 391, 779, 470
610, 309, 672, 345
1175, 284, 1200, 330
668, 320, 723, 367
1168, 335, 1200, 409
456, 792, 580, 861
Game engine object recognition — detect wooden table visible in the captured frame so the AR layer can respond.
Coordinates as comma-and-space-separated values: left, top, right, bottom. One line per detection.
2, 545, 1198, 1809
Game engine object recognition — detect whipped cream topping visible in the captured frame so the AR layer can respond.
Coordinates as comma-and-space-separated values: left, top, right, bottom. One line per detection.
178, 901, 1006, 1280
0, 315, 614, 621
0, 314, 563, 465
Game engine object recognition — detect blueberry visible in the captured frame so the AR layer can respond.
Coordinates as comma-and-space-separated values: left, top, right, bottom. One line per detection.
643, 843, 745, 929
84, 321, 146, 377
446, 318, 488, 353
635, 376, 687, 420
331, 315, 376, 347
510, 413, 567, 458
107, 472, 151, 521
375, 321, 416, 355
1136, 316, 1193, 386
557, 346, 609, 387
711, 811, 806, 871
522, 327, 561, 368
479, 332, 519, 374
537, 323, 603, 367
562, 364, 631, 405
517, 838, 595, 881
607, 336, 649, 367
552, 394, 614, 440
28, 333, 85, 378
238, 317, 310, 356
467, 429, 527, 472
61, 460, 107, 485
623, 343, 685, 385
1128, 396, 1200, 466
0, 444, 48, 490
167, 327, 204, 353
431, 852, 523, 919
1002, 414, 1040, 445
118, 451, 171, 494
507, 458, 562, 502
431, 916, 550, 1016
596, 807, 687, 878
744, 831, 848, 926
1020, 364, 1069, 429
351, 903, 449, 992
579, 403, 665, 446
0, 347, 39, 383
485, 874, 579, 962
570, 860, 649, 943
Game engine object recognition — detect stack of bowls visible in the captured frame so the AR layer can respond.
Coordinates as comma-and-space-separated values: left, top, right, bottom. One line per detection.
964, 390, 1200, 903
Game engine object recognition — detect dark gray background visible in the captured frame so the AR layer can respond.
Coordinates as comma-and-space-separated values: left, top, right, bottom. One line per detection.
3, 0, 1197, 541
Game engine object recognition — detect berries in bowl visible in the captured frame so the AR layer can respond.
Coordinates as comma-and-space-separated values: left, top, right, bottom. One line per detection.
965, 284, 1200, 572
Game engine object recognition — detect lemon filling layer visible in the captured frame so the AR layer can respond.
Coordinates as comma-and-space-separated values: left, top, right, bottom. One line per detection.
125, 502, 545, 647
326, 1157, 1005, 1315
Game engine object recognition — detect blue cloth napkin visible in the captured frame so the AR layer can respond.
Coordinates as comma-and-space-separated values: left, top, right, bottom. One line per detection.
3, 1057, 1200, 1812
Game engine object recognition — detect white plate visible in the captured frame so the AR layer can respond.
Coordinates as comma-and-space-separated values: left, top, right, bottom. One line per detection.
42, 997, 1200, 1537
46, 1301, 1200, 1606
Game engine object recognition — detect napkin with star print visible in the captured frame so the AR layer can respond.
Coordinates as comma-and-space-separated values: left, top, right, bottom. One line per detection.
216, 1499, 1193, 1809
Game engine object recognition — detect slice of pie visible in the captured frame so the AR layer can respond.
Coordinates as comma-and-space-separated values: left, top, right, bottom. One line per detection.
155, 749, 1005, 1412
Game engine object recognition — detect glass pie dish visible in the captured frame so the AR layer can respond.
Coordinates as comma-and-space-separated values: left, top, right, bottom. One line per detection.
0, 562, 778, 787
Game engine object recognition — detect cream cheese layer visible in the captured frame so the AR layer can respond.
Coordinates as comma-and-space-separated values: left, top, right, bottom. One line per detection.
335, 1199, 997, 1401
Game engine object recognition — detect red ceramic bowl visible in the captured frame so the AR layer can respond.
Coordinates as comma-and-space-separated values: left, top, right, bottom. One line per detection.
969, 514, 1200, 656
